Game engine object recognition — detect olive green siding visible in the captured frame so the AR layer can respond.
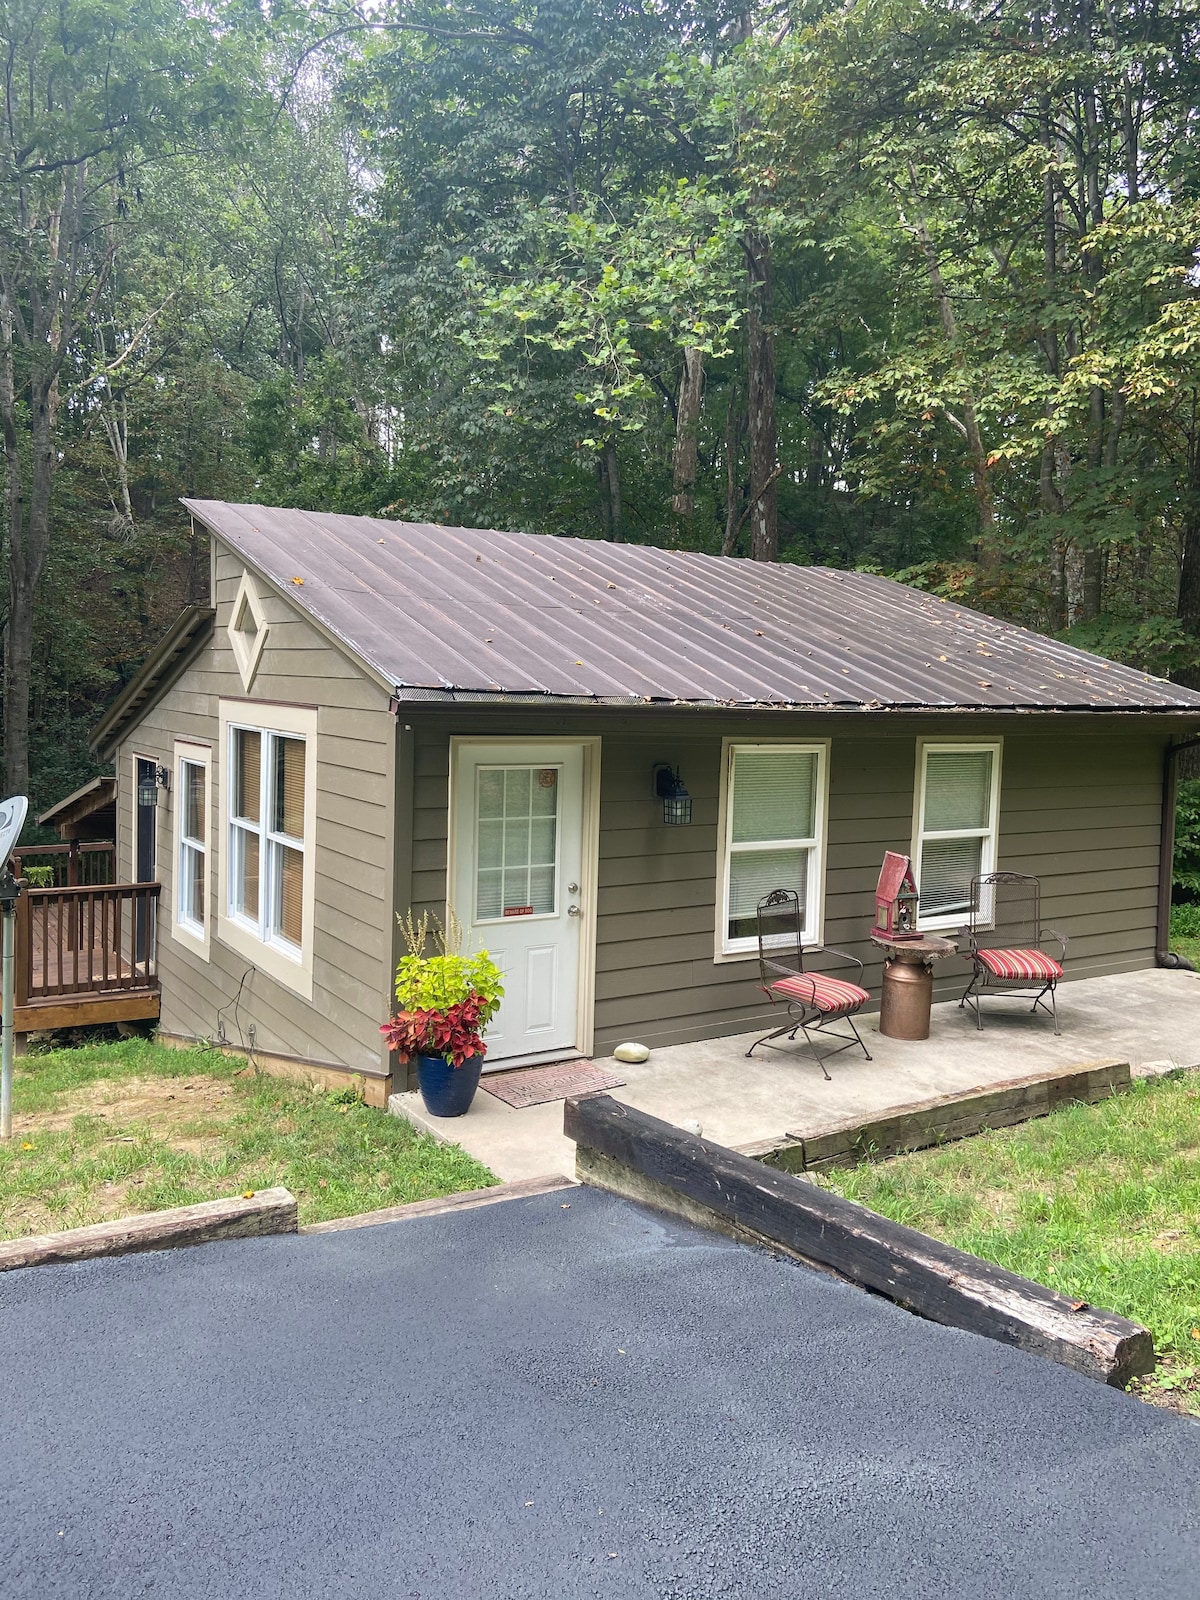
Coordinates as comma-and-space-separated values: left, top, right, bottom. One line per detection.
405, 712, 1170, 1056
115, 542, 395, 1078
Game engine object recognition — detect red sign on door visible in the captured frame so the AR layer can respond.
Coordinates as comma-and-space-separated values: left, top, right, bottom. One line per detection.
503, 905, 534, 917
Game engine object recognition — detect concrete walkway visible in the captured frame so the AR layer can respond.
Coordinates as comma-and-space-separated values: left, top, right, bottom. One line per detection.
391, 967, 1200, 1182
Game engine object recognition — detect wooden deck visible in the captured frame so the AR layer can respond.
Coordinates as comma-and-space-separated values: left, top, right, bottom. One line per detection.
14, 883, 161, 1032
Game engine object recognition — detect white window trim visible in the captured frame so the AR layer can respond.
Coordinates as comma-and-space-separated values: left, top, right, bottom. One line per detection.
714, 739, 830, 962
171, 740, 211, 959
910, 738, 1003, 933
217, 700, 317, 999
227, 569, 269, 692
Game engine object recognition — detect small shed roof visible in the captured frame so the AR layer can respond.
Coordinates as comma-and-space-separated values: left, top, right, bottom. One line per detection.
183, 500, 1200, 714
37, 775, 117, 830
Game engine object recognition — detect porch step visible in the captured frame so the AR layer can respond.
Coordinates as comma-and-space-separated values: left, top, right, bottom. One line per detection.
736, 1057, 1132, 1173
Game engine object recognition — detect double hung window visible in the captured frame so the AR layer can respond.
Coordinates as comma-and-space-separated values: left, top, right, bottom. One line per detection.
720, 744, 828, 954
913, 742, 1002, 928
178, 757, 207, 933
229, 724, 307, 954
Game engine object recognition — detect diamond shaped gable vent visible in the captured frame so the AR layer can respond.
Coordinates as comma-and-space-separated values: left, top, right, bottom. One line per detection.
228, 570, 269, 691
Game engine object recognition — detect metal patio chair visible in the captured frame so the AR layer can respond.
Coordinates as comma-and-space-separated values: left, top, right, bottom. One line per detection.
747, 888, 872, 1079
960, 872, 1067, 1034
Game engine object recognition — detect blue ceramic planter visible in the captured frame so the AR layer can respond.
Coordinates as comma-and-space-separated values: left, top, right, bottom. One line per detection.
417, 1053, 483, 1118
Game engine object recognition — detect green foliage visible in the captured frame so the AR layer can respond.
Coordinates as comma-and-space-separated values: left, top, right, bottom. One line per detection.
1173, 781, 1200, 902
22, 866, 54, 888
8, 0, 1200, 817
820, 1075, 1200, 1374
392, 950, 505, 1024
459, 182, 745, 435
0, 1039, 496, 1238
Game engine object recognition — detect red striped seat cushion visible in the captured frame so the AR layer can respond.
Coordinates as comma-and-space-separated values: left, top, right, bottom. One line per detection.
770, 973, 870, 1015
976, 947, 1063, 982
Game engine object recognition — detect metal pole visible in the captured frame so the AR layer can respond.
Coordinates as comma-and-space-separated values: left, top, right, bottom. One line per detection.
1, 889, 14, 1140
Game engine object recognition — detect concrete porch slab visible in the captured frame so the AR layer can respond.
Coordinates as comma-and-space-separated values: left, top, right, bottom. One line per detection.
389, 967, 1200, 1183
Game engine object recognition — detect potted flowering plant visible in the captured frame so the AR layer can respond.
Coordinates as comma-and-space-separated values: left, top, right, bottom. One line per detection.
380, 912, 504, 1117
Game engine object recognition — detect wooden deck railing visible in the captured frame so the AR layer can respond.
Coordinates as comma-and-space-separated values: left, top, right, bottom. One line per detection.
15, 883, 160, 1004
12, 841, 116, 887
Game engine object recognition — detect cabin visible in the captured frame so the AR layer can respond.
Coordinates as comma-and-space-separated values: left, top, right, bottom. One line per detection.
20, 500, 1200, 1101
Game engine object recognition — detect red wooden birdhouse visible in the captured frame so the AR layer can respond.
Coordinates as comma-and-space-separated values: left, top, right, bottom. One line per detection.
874, 851, 921, 941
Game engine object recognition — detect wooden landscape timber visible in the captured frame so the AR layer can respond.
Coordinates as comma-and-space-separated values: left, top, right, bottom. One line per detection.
736, 1059, 1132, 1174
0, 1187, 298, 1273
565, 1095, 1154, 1388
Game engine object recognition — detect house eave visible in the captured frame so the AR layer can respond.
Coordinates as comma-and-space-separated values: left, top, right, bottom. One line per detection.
89, 606, 216, 761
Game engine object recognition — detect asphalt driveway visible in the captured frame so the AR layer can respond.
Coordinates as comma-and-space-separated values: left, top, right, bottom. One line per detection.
1, 1185, 1197, 1599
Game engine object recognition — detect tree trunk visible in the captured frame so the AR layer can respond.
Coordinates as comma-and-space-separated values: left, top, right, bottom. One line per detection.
745, 229, 777, 562
1047, 538, 1067, 632
598, 438, 623, 542
672, 347, 704, 517
721, 390, 746, 557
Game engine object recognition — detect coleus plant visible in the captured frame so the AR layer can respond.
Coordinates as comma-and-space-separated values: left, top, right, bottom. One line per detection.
382, 995, 493, 1068
381, 912, 505, 1068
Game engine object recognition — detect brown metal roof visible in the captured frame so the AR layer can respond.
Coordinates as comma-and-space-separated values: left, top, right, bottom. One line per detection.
182, 501, 1200, 713
37, 775, 117, 829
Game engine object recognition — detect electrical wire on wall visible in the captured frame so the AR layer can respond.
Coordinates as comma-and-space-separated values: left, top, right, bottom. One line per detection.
214, 966, 260, 1072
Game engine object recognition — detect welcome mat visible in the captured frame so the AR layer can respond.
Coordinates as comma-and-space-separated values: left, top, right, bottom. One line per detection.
481, 1060, 626, 1110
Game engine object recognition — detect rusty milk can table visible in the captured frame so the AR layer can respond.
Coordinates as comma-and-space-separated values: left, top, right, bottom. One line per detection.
870, 933, 959, 1041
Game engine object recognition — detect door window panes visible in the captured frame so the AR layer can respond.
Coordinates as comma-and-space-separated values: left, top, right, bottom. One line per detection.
476, 765, 558, 920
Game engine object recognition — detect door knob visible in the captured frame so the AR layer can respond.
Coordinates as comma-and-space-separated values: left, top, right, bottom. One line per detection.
567, 882, 579, 893
567, 904, 581, 916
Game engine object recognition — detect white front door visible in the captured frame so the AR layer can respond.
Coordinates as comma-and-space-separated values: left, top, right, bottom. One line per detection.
451, 742, 586, 1067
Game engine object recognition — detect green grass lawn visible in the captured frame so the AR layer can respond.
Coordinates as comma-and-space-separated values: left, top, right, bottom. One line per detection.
0, 1039, 496, 1238
815, 1074, 1200, 1413
1170, 903, 1200, 969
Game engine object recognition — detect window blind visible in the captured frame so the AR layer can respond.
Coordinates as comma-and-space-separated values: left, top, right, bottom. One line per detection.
731, 749, 817, 843
235, 730, 260, 821
183, 761, 205, 846
236, 831, 260, 920
274, 736, 305, 840
185, 840, 205, 924
918, 836, 982, 917
279, 844, 303, 945
923, 750, 992, 832
728, 847, 809, 937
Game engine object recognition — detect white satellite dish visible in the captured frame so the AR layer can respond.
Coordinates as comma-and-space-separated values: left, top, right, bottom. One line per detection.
0, 795, 28, 868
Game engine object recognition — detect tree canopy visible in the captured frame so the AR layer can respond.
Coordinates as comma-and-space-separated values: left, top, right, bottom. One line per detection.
4, 0, 1200, 816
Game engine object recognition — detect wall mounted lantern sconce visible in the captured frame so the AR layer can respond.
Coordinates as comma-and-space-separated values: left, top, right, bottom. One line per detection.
138, 764, 170, 808
653, 763, 692, 826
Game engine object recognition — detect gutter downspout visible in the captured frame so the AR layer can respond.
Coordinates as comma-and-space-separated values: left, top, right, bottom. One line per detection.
1156, 736, 1200, 968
